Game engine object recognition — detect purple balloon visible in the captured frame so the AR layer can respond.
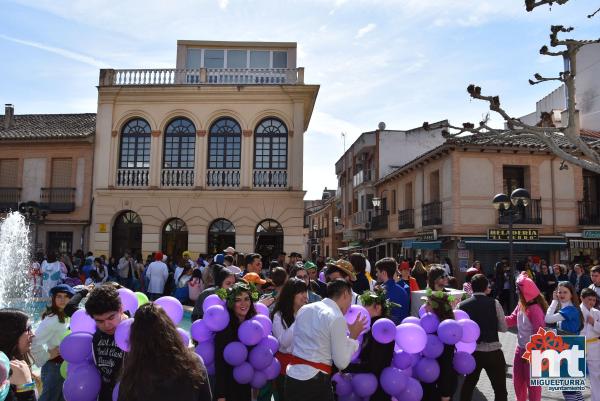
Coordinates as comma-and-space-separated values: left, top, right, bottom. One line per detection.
396, 377, 423, 401
420, 313, 440, 334
380, 367, 408, 396
252, 314, 272, 337
202, 294, 225, 311
415, 357, 440, 383
393, 350, 412, 370
402, 366, 413, 378
63, 364, 101, 401
60, 332, 93, 364
437, 319, 463, 345
402, 316, 421, 325
114, 318, 134, 352
254, 302, 270, 316
453, 351, 476, 375
177, 328, 190, 346
409, 352, 421, 367
319, 271, 325, 282
155, 296, 184, 325
70, 309, 96, 334
395, 323, 427, 354
249, 344, 274, 370
455, 341, 477, 354
258, 335, 279, 354
204, 305, 230, 332
190, 319, 214, 342
350, 335, 363, 362
112, 381, 120, 401
371, 318, 396, 344
233, 362, 254, 384
418, 304, 428, 317
263, 357, 281, 380
345, 305, 371, 335
333, 373, 353, 396
422, 334, 444, 359
351, 373, 378, 397
458, 319, 480, 343
453, 309, 469, 320
339, 393, 362, 401
117, 288, 138, 315
195, 341, 215, 365
238, 320, 264, 346
250, 370, 268, 389
224, 341, 248, 366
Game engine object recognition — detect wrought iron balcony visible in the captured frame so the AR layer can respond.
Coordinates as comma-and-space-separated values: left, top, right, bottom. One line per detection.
398, 208, 415, 229
422, 201, 442, 226
40, 188, 76, 213
206, 169, 240, 189
161, 169, 194, 188
498, 198, 542, 225
117, 169, 149, 187
253, 170, 288, 189
579, 201, 600, 226
0, 187, 21, 212
370, 211, 389, 230
352, 209, 374, 227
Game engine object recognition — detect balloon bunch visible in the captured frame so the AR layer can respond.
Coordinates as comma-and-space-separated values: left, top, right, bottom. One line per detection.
190, 294, 281, 389
59, 288, 154, 401
333, 304, 480, 401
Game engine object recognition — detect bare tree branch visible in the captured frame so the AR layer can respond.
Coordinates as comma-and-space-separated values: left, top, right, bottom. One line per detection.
525, 0, 569, 12
588, 6, 600, 18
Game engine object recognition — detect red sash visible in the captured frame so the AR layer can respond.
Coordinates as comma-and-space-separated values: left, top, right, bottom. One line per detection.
284, 353, 332, 375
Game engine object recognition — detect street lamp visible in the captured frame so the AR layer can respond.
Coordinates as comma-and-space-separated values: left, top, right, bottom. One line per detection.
18, 201, 49, 253
492, 187, 531, 277
372, 197, 381, 209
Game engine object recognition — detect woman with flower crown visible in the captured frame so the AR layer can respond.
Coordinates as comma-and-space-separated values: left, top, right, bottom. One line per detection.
214, 281, 258, 401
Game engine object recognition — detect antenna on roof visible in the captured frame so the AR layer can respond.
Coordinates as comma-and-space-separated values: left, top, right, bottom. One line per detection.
341, 132, 346, 153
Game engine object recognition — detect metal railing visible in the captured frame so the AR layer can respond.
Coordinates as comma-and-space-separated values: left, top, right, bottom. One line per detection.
578, 201, 600, 226
161, 169, 194, 188
0, 187, 21, 212
253, 170, 288, 189
352, 209, 374, 226
116, 169, 149, 187
422, 201, 442, 226
499, 198, 542, 225
353, 170, 373, 187
40, 188, 76, 213
371, 211, 389, 230
206, 169, 240, 188
398, 208, 414, 229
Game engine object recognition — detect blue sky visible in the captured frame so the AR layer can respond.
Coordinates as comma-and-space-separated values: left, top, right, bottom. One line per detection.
1, 0, 598, 199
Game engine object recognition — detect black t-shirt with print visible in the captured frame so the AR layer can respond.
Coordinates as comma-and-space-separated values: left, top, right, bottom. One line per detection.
93, 329, 124, 401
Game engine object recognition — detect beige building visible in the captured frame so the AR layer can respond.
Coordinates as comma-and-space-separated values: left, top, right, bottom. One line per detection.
303, 188, 339, 259
0, 105, 95, 254
90, 40, 319, 262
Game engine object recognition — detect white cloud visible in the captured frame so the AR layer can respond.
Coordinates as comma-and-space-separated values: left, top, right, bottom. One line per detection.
0, 34, 111, 68
355, 23, 376, 39
217, 0, 229, 10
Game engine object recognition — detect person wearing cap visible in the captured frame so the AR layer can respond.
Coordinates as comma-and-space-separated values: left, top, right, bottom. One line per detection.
324, 260, 361, 304
374, 258, 409, 324
462, 267, 481, 298
223, 246, 236, 257
182, 250, 197, 270
276, 252, 287, 268
305, 261, 327, 298
504, 272, 548, 401
31, 284, 75, 401
145, 252, 169, 301
397, 261, 419, 293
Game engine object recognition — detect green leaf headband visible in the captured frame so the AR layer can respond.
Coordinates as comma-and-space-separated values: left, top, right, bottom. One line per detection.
424, 287, 456, 312
218, 282, 260, 309
359, 288, 401, 315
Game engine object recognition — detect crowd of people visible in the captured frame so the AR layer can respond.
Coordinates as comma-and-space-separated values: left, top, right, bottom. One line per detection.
1, 247, 600, 401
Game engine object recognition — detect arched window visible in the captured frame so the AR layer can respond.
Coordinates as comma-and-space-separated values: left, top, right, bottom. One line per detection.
163, 118, 196, 169
112, 211, 142, 259
162, 218, 188, 260
119, 118, 151, 169
254, 118, 288, 169
208, 118, 242, 169
207, 218, 236, 254
255, 219, 284, 262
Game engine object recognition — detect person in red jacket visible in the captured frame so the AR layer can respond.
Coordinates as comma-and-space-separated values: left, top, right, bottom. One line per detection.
397, 260, 420, 292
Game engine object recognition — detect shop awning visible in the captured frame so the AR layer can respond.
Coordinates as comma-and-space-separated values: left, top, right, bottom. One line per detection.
338, 245, 360, 252
570, 239, 600, 249
402, 239, 415, 248
411, 240, 442, 250
464, 238, 566, 251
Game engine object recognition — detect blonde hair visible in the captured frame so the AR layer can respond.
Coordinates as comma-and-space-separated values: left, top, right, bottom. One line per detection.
412, 260, 427, 275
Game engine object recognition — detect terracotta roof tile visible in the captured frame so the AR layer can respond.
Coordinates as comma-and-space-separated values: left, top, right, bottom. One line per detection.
0, 113, 96, 140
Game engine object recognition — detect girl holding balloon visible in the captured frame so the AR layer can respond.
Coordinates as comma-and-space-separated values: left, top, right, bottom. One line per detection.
31, 284, 74, 401
505, 272, 547, 401
214, 282, 258, 401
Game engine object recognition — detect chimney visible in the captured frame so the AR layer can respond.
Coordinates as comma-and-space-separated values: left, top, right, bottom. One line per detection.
4, 104, 14, 130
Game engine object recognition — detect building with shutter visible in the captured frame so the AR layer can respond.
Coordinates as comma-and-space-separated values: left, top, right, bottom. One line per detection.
0, 105, 95, 254
90, 40, 319, 262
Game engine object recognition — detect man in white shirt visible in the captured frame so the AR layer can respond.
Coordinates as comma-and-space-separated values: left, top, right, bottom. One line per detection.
580, 288, 600, 397
145, 252, 169, 301
589, 265, 600, 308
285, 279, 366, 401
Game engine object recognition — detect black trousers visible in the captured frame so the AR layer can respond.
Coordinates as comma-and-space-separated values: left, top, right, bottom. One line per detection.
284, 372, 334, 401
460, 349, 508, 401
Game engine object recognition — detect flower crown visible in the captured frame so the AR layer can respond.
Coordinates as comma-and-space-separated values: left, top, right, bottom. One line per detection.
217, 282, 260, 309
359, 288, 401, 315
425, 288, 456, 312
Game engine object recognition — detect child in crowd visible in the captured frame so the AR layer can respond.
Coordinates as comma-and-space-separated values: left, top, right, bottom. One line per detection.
580, 288, 600, 399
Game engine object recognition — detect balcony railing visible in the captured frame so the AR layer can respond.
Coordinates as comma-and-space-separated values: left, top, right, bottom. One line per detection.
398, 208, 414, 229
40, 188, 76, 213
578, 201, 600, 226
206, 169, 240, 188
371, 211, 389, 230
0, 187, 21, 212
116, 169, 149, 187
100, 68, 304, 86
253, 170, 288, 189
422, 201, 442, 226
161, 169, 194, 188
353, 170, 373, 187
498, 198, 542, 225
352, 209, 374, 226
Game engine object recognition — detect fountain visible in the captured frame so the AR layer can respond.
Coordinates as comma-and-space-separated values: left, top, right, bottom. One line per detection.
0, 211, 39, 317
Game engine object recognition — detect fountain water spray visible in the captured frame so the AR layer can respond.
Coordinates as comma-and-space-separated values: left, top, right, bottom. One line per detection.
0, 211, 33, 311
